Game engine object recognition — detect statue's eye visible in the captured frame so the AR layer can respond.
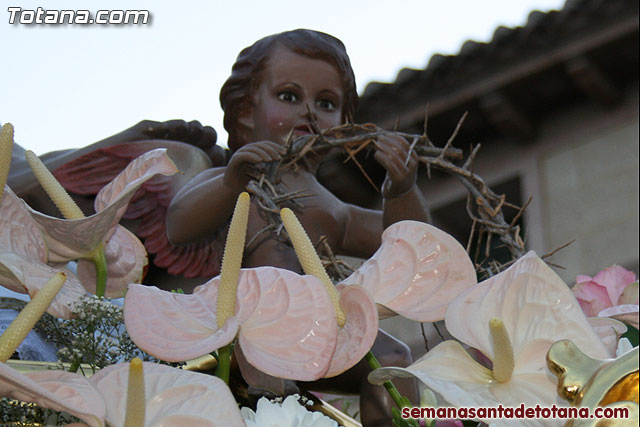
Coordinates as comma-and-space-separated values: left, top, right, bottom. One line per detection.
278, 92, 298, 103
317, 99, 336, 112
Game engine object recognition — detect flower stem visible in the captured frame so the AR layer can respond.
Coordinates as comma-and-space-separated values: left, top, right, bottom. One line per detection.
364, 351, 404, 409
90, 242, 108, 298
217, 343, 233, 384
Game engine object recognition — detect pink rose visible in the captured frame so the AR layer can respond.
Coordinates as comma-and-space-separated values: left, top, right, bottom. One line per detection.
572, 265, 637, 317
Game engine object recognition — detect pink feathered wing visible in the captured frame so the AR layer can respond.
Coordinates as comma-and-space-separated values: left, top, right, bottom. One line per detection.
53, 141, 227, 278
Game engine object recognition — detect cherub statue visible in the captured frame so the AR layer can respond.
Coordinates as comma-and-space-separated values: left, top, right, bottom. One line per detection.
7, 29, 431, 426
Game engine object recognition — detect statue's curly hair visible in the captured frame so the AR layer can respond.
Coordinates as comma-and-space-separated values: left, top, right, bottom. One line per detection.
220, 29, 358, 151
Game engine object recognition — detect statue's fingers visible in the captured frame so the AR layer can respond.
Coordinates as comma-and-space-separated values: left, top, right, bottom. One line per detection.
244, 146, 283, 164
183, 120, 217, 148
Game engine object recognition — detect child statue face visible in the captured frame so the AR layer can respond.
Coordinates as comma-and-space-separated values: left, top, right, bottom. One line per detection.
239, 45, 344, 145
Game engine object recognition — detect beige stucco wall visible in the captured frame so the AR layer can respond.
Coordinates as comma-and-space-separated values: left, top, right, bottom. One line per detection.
540, 120, 639, 283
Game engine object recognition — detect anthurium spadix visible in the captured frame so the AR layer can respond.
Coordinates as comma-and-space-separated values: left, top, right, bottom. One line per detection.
0, 358, 244, 427
369, 252, 610, 426
124, 194, 339, 381
280, 208, 379, 378
22, 148, 178, 296
339, 220, 477, 322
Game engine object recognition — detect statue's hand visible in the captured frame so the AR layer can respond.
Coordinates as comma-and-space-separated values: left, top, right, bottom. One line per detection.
119, 119, 224, 165
373, 134, 418, 198
223, 140, 285, 190
129, 119, 217, 149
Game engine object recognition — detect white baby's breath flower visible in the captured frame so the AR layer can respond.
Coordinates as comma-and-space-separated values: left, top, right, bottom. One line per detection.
241, 395, 339, 427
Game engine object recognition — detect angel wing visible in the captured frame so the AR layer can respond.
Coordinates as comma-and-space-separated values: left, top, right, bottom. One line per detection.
53, 139, 228, 279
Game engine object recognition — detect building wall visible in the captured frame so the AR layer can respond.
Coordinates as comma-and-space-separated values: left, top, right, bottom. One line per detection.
540, 118, 639, 282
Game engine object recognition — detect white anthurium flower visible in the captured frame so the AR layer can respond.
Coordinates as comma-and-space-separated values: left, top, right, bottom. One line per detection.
241, 395, 338, 427
0, 359, 245, 426
616, 337, 634, 357
598, 304, 639, 330
369, 251, 611, 427
587, 316, 627, 357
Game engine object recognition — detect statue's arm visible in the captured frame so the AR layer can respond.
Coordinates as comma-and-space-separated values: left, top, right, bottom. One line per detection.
339, 133, 431, 258
166, 140, 285, 245
166, 167, 236, 245
373, 133, 431, 227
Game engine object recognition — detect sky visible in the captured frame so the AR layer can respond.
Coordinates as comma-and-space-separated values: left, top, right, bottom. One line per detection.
1, 0, 567, 154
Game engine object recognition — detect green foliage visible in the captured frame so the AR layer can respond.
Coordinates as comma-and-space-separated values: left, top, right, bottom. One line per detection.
622, 325, 639, 347
0, 398, 81, 425
391, 395, 421, 427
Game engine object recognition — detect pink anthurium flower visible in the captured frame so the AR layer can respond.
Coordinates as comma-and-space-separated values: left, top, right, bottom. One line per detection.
279, 208, 379, 379
369, 251, 611, 427
339, 220, 477, 322
1, 125, 83, 317
124, 267, 339, 381
323, 283, 378, 378
125, 197, 377, 382
1, 149, 177, 315
0, 359, 244, 426
23, 148, 178, 297
0, 186, 86, 318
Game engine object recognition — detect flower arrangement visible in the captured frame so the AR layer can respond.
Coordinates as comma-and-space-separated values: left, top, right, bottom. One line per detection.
0, 122, 638, 426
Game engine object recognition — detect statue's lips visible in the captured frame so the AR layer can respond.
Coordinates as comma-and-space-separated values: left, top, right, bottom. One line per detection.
292, 125, 312, 137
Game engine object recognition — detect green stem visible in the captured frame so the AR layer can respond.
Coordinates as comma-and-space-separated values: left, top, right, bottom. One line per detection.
217, 343, 232, 384
364, 351, 405, 409
69, 360, 80, 373
91, 243, 108, 298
